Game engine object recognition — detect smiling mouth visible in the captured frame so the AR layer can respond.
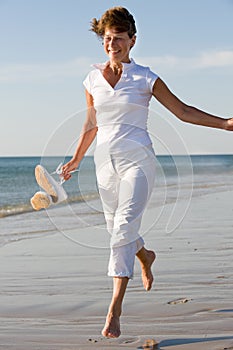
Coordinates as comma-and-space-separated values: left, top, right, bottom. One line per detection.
108, 49, 120, 54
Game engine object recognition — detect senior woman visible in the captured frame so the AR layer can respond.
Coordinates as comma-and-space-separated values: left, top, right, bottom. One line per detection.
62, 7, 233, 338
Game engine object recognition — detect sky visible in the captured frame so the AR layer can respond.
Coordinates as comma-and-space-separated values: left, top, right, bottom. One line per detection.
1, 0, 233, 156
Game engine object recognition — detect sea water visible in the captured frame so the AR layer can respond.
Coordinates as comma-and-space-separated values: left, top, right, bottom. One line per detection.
0, 155, 233, 246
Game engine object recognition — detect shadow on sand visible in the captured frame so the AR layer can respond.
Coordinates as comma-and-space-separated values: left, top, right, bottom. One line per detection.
158, 335, 233, 348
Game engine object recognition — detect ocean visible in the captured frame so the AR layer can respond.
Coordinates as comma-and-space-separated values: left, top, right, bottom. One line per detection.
0, 154, 233, 247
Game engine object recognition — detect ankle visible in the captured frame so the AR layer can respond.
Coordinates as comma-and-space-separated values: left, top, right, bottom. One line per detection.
108, 304, 122, 318
139, 247, 155, 257
137, 247, 149, 263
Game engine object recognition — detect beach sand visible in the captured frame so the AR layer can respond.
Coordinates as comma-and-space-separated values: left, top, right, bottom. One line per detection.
0, 190, 233, 349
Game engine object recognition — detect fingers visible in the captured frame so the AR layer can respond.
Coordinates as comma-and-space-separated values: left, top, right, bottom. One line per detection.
61, 160, 78, 181
61, 165, 72, 180
63, 173, 72, 181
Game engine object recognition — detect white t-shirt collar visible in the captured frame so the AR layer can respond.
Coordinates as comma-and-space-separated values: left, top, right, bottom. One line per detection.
92, 58, 136, 71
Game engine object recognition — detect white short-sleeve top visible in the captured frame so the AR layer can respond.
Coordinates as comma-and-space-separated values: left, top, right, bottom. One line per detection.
83, 58, 158, 153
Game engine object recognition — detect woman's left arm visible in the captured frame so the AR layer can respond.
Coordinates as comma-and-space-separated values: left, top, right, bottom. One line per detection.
152, 78, 233, 131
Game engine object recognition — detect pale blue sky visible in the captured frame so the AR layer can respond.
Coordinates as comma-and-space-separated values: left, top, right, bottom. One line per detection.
1, 0, 233, 156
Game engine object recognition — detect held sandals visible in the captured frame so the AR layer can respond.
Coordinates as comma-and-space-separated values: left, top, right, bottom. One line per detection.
30, 164, 68, 211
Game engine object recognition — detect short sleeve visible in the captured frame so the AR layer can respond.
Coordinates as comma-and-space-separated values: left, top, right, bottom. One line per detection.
146, 69, 159, 93
83, 73, 91, 94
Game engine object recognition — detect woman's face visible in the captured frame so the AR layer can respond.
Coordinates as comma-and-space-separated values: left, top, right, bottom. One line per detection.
103, 28, 136, 63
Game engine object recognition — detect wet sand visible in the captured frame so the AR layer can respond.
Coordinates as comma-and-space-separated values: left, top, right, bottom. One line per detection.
0, 190, 233, 349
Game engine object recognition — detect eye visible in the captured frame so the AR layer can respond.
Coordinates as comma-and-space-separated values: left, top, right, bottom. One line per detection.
103, 36, 125, 43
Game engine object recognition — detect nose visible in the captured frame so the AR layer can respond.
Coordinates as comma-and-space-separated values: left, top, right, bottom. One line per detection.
109, 38, 116, 47
107, 37, 118, 47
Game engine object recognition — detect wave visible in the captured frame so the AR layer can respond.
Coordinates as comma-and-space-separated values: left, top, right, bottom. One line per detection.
1, 154, 233, 220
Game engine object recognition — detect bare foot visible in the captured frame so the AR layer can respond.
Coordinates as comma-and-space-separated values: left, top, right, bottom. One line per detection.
138, 249, 156, 291
102, 312, 121, 338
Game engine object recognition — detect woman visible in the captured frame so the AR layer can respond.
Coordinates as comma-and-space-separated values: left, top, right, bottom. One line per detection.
62, 7, 233, 338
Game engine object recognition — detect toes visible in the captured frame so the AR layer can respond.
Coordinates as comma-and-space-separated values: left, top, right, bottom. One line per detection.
102, 329, 120, 338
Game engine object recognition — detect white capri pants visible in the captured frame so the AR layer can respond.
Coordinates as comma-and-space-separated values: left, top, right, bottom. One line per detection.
94, 144, 156, 279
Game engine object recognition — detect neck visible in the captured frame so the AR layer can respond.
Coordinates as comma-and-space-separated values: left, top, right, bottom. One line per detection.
108, 61, 123, 75
108, 58, 131, 74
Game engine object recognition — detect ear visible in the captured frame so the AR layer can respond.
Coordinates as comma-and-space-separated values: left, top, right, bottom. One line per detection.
130, 35, 136, 49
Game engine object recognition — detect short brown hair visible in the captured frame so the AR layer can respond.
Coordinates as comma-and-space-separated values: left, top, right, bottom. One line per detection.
90, 7, 137, 39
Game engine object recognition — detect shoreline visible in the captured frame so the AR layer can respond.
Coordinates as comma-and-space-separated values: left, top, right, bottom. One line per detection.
0, 190, 233, 349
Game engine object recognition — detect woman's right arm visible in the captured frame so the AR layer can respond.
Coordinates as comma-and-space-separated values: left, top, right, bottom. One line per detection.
62, 90, 97, 180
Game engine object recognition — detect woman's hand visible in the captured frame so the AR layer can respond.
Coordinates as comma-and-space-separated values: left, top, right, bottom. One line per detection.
61, 158, 79, 181
224, 118, 233, 131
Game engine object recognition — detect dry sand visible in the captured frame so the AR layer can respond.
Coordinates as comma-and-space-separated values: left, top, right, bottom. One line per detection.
0, 190, 233, 349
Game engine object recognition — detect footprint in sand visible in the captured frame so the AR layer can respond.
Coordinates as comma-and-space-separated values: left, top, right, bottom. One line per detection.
119, 336, 140, 344
92, 336, 140, 345
167, 297, 191, 305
